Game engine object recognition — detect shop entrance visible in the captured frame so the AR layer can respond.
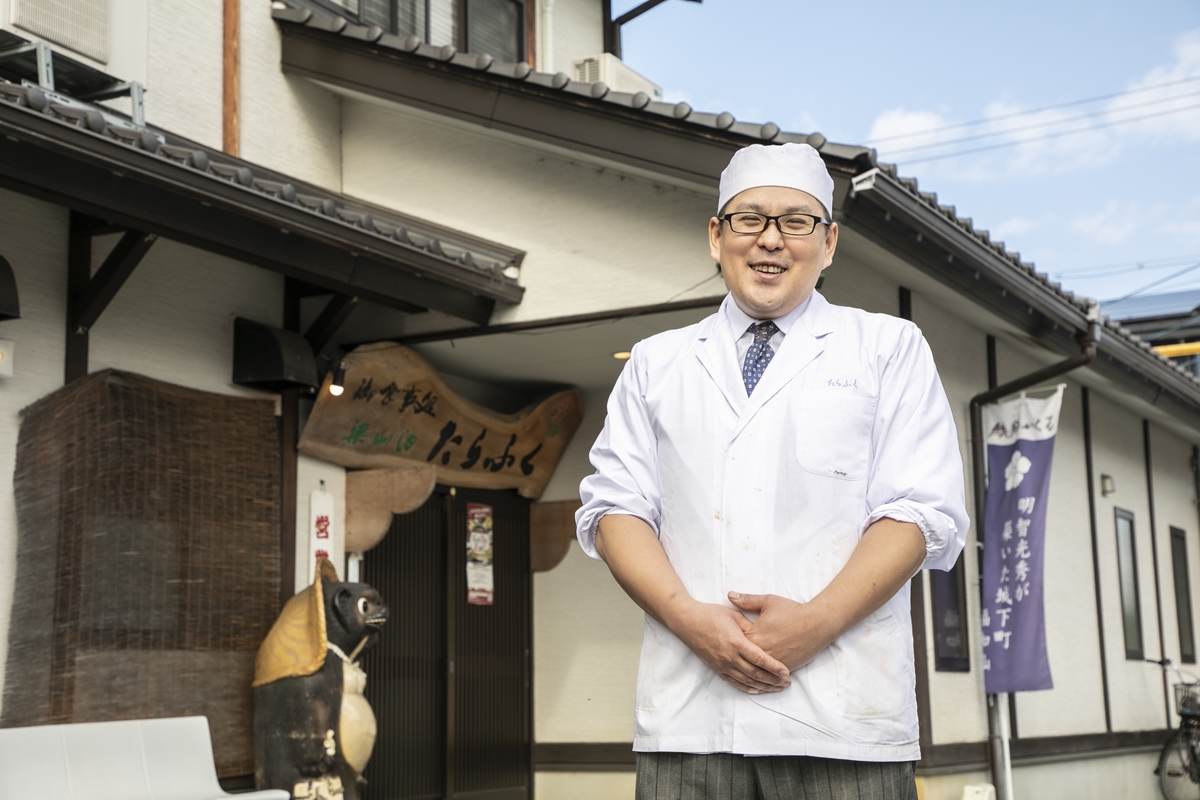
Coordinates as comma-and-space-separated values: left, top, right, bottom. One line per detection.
360, 487, 531, 800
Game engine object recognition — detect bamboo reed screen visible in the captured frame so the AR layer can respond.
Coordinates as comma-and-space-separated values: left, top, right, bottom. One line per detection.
2, 370, 281, 776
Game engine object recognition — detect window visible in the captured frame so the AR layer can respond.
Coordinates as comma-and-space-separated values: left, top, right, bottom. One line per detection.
394, 0, 428, 38
1171, 527, 1196, 664
467, 0, 523, 62
317, 0, 526, 62
931, 560, 970, 671
1115, 509, 1144, 660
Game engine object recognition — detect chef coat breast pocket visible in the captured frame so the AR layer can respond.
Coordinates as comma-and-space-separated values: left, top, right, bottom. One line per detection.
794, 394, 877, 481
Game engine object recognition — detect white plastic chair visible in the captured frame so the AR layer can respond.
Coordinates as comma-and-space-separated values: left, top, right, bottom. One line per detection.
0, 716, 289, 800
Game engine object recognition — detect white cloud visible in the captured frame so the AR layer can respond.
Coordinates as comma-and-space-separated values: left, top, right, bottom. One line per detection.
1071, 201, 1137, 245
1159, 219, 1200, 237
866, 108, 952, 148
865, 28, 1200, 181
1108, 29, 1200, 145
991, 216, 1037, 242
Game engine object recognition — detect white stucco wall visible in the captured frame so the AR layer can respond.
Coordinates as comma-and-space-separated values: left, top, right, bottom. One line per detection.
548, 0, 603, 75
85, 236, 282, 394
534, 543, 642, 743
1089, 390, 1171, 732
1147, 423, 1200, 727
911, 291, 991, 746
239, 0, 343, 191
340, 98, 721, 326
146, 0, 223, 150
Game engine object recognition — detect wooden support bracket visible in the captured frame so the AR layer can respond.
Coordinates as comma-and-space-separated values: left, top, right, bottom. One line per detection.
65, 213, 157, 383
72, 229, 157, 333
304, 293, 358, 355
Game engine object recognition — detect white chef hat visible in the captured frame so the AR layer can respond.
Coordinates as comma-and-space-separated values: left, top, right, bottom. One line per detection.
717, 143, 834, 219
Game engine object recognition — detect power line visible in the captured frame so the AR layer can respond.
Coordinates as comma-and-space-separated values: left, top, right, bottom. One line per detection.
1052, 254, 1200, 280
897, 100, 1200, 165
880, 88, 1200, 156
864, 73, 1200, 145
1100, 261, 1200, 310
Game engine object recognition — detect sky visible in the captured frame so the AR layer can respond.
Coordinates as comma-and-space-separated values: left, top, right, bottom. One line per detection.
612, 0, 1200, 310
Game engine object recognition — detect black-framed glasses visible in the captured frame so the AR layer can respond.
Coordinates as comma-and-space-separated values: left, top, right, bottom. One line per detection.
719, 212, 831, 237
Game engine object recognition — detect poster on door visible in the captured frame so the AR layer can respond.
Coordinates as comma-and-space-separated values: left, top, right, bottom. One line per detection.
466, 502, 494, 605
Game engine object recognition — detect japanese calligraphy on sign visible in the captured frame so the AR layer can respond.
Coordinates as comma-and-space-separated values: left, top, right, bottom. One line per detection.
980, 384, 1064, 694
298, 343, 583, 499
308, 488, 336, 586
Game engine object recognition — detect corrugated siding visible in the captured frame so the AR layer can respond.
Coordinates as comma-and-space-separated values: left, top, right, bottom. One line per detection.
360, 489, 530, 799
14, 0, 109, 63
448, 491, 530, 796
362, 497, 447, 800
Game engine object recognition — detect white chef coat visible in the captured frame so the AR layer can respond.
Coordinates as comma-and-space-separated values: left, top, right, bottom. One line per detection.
576, 291, 968, 762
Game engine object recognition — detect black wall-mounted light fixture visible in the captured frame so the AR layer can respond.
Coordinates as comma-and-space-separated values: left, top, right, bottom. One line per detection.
329, 359, 346, 396
1101, 474, 1116, 497
0, 255, 20, 321
232, 317, 319, 392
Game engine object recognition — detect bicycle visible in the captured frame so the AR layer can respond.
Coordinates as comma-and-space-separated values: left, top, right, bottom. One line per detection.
1148, 658, 1200, 799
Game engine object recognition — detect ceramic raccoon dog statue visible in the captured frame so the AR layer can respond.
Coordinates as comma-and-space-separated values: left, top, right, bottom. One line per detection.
253, 559, 389, 800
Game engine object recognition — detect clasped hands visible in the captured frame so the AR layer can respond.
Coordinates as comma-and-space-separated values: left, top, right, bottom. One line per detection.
670, 591, 835, 695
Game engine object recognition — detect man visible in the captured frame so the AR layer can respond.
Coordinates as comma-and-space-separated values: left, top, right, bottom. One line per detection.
576, 143, 968, 799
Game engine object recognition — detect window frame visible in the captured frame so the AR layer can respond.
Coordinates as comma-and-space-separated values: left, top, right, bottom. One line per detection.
313, 0, 530, 61
1171, 526, 1196, 664
464, 0, 526, 62
931, 557, 971, 672
1115, 507, 1145, 660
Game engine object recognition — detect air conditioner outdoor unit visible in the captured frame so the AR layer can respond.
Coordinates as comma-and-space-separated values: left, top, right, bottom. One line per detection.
571, 53, 663, 100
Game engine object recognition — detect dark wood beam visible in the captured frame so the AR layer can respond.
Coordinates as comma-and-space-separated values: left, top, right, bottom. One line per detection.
305, 293, 359, 354
390, 294, 724, 347
280, 281, 301, 606
71, 229, 157, 333
65, 212, 92, 382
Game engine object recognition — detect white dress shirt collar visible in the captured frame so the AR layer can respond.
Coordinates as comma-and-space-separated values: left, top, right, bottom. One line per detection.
723, 291, 813, 342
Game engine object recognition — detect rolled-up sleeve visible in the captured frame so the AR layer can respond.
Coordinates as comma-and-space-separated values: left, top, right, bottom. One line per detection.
576, 344, 662, 560
862, 324, 969, 572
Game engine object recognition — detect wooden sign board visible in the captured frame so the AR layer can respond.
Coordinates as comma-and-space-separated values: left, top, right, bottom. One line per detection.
298, 343, 582, 499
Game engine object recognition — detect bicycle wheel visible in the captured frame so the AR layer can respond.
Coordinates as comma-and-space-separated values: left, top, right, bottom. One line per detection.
1160, 727, 1200, 799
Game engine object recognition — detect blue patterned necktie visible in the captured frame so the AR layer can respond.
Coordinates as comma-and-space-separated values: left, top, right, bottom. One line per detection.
742, 321, 779, 395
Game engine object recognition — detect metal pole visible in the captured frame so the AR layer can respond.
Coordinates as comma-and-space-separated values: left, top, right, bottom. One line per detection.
987, 693, 1013, 800
970, 317, 1100, 800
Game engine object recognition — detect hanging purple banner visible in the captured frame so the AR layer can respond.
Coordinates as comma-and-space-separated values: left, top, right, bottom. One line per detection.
981, 385, 1064, 694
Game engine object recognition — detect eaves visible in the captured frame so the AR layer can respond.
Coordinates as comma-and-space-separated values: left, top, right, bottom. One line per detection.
844, 168, 1200, 431
0, 82, 524, 324
275, 12, 875, 187
274, 2, 1200, 434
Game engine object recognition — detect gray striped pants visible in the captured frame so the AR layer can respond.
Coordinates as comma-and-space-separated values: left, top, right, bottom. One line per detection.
635, 752, 917, 800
